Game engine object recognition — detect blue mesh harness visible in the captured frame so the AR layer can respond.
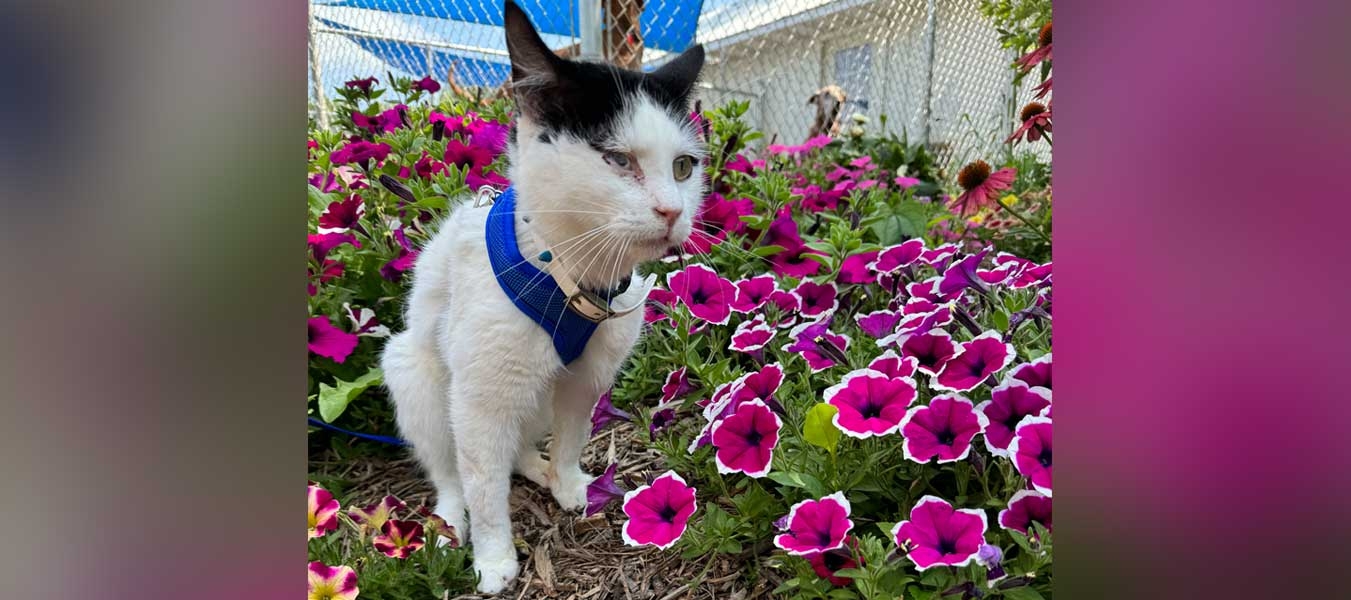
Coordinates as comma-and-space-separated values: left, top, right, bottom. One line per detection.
485, 187, 628, 365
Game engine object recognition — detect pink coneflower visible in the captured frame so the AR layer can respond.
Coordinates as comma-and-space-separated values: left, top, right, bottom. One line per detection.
1006, 102, 1052, 144
949, 161, 1016, 216
1016, 22, 1052, 72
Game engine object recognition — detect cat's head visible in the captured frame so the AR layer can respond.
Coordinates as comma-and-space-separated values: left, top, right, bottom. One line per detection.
502, 0, 706, 267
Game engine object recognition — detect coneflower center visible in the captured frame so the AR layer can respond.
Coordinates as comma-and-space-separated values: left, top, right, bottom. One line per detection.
957, 160, 992, 191
1020, 102, 1047, 123
1038, 22, 1052, 47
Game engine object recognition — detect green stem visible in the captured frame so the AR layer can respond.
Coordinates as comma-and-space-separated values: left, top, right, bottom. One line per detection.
996, 200, 1051, 243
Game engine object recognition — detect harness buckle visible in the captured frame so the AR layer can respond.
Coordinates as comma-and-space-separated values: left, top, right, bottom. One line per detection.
566, 290, 614, 323
473, 185, 504, 207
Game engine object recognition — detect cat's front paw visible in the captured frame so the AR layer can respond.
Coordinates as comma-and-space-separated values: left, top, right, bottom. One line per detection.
474, 553, 519, 594
551, 467, 592, 511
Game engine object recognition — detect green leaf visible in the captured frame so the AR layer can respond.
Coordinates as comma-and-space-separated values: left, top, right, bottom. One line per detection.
317, 368, 384, 422
1001, 586, 1046, 600
803, 403, 841, 455
766, 471, 826, 497
751, 244, 788, 257
993, 308, 1010, 331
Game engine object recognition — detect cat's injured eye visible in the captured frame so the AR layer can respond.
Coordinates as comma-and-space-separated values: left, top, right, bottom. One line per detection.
603, 150, 633, 169
673, 155, 696, 181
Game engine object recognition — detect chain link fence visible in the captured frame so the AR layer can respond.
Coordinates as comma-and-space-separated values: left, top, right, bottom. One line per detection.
309, 0, 1045, 169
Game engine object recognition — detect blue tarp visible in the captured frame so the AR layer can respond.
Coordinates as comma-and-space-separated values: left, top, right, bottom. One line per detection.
319, 16, 514, 86
327, 0, 702, 52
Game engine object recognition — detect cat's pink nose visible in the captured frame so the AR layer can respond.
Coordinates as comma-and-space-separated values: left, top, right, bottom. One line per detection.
654, 206, 682, 228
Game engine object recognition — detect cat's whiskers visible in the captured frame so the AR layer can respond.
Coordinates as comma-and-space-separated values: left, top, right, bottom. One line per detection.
508, 225, 617, 304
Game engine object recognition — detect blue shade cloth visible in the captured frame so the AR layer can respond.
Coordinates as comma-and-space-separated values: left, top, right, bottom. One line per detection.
325, 0, 703, 52
486, 187, 600, 365
318, 16, 513, 86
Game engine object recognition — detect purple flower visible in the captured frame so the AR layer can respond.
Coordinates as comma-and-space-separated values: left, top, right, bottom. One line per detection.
412, 75, 441, 93
661, 367, 696, 403
330, 140, 391, 166
894, 175, 921, 188
793, 280, 838, 318
976, 381, 1052, 457
730, 275, 778, 313
806, 537, 863, 587
977, 544, 1007, 582
590, 389, 633, 436
867, 349, 918, 379
795, 184, 845, 213
443, 138, 495, 172
870, 239, 926, 275
308, 317, 359, 363
649, 402, 678, 438
855, 309, 903, 340
467, 119, 510, 154
933, 331, 1015, 392
343, 303, 391, 338
937, 246, 993, 296
879, 305, 954, 345
772, 247, 825, 278
1010, 353, 1052, 391
825, 369, 917, 438
711, 399, 781, 477
585, 463, 626, 517
621, 471, 697, 549
1008, 416, 1052, 496
890, 496, 988, 571
317, 194, 366, 235
344, 76, 378, 93
907, 276, 961, 304
465, 167, 509, 191
998, 490, 1052, 536
900, 330, 960, 376
765, 289, 802, 328
308, 171, 342, 193
838, 250, 880, 284
773, 492, 853, 555
308, 232, 357, 261
373, 519, 425, 559
920, 244, 961, 271
669, 264, 736, 325
784, 320, 851, 372
899, 395, 988, 463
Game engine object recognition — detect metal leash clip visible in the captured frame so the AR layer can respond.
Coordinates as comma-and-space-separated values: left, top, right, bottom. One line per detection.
473, 185, 504, 207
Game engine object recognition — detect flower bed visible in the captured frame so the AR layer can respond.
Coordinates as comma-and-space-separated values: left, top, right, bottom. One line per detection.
308, 11, 1052, 593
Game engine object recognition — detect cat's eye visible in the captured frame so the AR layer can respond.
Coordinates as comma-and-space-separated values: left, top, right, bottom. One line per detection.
672, 155, 696, 181
603, 151, 633, 169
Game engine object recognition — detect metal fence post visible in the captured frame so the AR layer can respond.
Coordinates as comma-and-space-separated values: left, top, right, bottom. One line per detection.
308, 2, 330, 130
579, 0, 602, 59
920, 0, 937, 147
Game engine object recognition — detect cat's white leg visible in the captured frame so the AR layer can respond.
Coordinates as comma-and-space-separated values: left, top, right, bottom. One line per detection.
382, 330, 465, 540
546, 374, 603, 511
450, 368, 546, 594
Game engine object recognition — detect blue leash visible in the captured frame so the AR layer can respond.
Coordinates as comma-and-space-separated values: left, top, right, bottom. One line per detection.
308, 416, 408, 447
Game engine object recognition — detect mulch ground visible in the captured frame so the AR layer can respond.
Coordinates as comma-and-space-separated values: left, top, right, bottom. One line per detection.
310, 422, 783, 600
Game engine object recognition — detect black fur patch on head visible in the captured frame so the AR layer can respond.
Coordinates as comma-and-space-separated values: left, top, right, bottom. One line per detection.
502, 0, 705, 145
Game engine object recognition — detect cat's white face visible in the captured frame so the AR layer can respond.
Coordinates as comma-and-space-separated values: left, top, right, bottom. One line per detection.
502, 12, 707, 271
511, 95, 704, 264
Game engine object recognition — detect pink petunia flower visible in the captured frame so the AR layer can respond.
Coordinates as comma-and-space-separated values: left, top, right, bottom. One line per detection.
793, 280, 838, 318
784, 320, 852, 372
348, 494, 408, 534
855, 309, 904, 339
867, 349, 919, 379
773, 492, 854, 555
308, 317, 359, 364
1008, 416, 1052, 496
729, 362, 786, 407
412, 75, 441, 93
669, 264, 736, 325
837, 250, 880, 284
585, 463, 626, 517
899, 395, 989, 463
870, 239, 926, 275
899, 329, 960, 375
307, 485, 340, 539
645, 287, 677, 324
890, 495, 988, 571
878, 305, 954, 346
771, 246, 825, 278
795, 184, 846, 213
443, 138, 495, 173
907, 276, 960, 304
977, 380, 1052, 457
1010, 353, 1052, 392
590, 389, 633, 436
661, 367, 696, 403
730, 319, 777, 357
465, 166, 510, 191
373, 519, 425, 559
894, 175, 922, 189
330, 140, 390, 166
343, 303, 391, 338
920, 243, 961, 271
308, 561, 359, 600
764, 289, 802, 328
998, 489, 1052, 536
950, 161, 1016, 217
698, 193, 755, 237
937, 246, 993, 296
711, 399, 782, 477
825, 369, 917, 438
730, 275, 778, 313
933, 331, 1015, 392
621, 471, 698, 549
344, 76, 378, 92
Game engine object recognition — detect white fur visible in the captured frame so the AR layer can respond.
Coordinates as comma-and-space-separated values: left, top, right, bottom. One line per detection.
382, 92, 702, 593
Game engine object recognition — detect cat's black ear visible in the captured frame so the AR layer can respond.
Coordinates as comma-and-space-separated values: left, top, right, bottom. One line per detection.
649, 44, 705, 106
503, 1, 559, 90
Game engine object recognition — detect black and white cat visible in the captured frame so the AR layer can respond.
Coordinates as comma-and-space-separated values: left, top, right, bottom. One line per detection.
381, 1, 706, 593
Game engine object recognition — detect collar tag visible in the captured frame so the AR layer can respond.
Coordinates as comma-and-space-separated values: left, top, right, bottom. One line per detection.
474, 185, 504, 207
